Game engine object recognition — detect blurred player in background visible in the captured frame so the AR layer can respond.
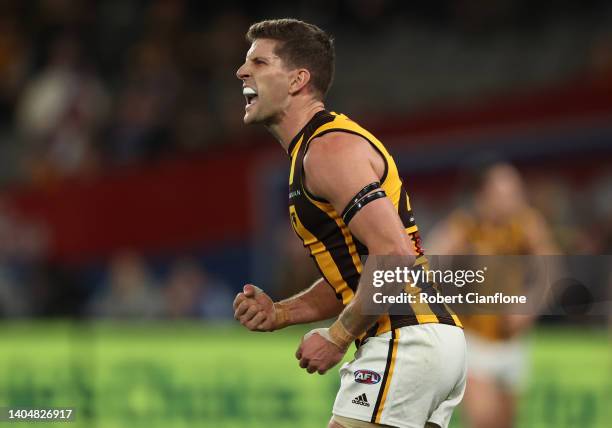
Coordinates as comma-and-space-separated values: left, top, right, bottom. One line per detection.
233, 19, 465, 428
427, 162, 560, 428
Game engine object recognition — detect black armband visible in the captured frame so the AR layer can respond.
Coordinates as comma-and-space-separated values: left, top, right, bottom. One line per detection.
341, 181, 387, 224
342, 182, 381, 215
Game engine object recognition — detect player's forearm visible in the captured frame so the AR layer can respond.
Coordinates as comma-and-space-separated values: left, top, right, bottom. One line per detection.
336, 296, 379, 339
336, 264, 385, 337
274, 277, 344, 328
329, 253, 416, 349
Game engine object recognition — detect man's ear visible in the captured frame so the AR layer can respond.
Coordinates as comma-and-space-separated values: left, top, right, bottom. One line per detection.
289, 68, 311, 95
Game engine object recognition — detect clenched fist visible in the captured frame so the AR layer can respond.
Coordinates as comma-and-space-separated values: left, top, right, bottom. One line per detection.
296, 328, 346, 375
233, 284, 284, 332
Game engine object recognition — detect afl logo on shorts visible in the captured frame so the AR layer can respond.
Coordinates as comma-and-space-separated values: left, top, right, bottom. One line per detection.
354, 370, 381, 384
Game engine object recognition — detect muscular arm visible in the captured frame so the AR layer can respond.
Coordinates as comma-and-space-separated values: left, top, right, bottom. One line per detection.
303, 132, 416, 341
275, 277, 345, 327
233, 277, 343, 332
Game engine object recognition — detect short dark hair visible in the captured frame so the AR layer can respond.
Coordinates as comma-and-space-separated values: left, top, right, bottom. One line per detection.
246, 18, 335, 99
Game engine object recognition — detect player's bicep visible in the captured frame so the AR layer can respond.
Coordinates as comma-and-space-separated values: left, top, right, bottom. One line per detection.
304, 134, 414, 256
344, 196, 416, 256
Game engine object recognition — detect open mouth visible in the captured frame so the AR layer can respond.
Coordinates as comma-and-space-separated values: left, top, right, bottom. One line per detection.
243, 87, 258, 107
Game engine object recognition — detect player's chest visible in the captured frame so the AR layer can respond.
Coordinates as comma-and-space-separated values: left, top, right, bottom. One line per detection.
288, 182, 337, 244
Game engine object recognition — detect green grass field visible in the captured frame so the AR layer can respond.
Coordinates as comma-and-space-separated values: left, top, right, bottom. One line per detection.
0, 322, 609, 427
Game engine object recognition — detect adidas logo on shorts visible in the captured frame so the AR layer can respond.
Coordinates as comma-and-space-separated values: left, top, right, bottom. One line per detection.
352, 393, 370, 407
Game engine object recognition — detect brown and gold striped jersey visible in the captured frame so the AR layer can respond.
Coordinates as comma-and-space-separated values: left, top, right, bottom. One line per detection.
287, 110, 462, 343
446, 208, 538, 341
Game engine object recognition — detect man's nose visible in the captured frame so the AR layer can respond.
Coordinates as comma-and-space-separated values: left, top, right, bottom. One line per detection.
236, 63, 249, 80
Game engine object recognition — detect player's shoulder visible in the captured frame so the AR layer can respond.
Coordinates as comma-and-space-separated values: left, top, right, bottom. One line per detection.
304, 130, 374, 172
449, 208, 475, 225
307, 112, 370, 153
324, 111, 372, 135
518, 206, 548, 228
303, 110, 384, 177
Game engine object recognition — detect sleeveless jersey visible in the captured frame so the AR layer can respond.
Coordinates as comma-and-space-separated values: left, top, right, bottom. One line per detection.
447, 208, 537, 340
287, 110, 462, 344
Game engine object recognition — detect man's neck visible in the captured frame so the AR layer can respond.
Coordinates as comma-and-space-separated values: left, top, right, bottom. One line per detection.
266, 100, 325, 153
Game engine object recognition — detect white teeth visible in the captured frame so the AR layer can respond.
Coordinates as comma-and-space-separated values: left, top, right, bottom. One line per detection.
243, 87, 257, 96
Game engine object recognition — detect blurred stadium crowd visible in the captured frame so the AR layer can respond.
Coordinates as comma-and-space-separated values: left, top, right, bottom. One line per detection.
1, 0, 611, 183
0, 0, 610, 320
0, 246, 235, 319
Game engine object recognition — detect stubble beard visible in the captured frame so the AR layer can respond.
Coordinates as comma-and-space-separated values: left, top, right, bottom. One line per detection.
245, 103, 282, 127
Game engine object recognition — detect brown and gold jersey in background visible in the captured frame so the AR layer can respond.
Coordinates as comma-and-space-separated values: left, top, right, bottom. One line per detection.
447, 208, 538, 340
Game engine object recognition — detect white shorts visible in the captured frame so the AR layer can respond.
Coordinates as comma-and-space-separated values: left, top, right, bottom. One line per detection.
332, 323, 467, 428
464, 332, 528, 392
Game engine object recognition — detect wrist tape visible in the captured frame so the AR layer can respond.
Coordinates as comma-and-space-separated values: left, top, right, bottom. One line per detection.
328, 319, 356, 351
273, 302, 290, 329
